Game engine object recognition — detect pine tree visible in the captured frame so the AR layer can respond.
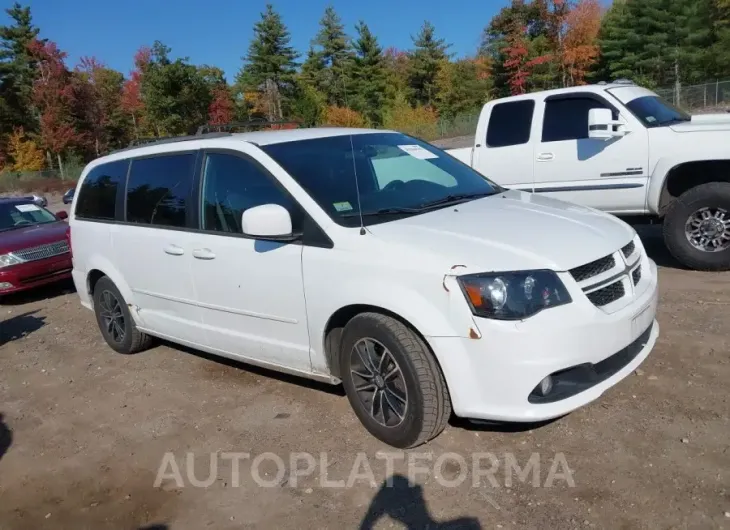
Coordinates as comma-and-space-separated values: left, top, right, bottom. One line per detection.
350, 22, 387, 125
0, 2, 42, 135
408, 21, 450, 106
313, 6, 353, 106
237, 4, 298, 119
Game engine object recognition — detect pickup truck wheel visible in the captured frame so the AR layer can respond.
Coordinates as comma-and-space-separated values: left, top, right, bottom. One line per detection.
93, 276, 152, 354
663, 182, 730, 271
340, 312, 451, 448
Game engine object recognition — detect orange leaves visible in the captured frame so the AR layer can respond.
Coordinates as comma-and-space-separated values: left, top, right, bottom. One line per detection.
562, 0, 602, 85
322, 106, 367, 127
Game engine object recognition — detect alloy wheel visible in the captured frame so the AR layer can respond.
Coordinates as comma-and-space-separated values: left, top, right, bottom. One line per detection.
99, 290, 126, 343
349, 338, 408, 427
684, 207, 730, 252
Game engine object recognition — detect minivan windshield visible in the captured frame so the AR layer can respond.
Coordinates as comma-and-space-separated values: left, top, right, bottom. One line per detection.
0, 202, 57, 232
261, 132, 501, 227
624, 95, 691, 127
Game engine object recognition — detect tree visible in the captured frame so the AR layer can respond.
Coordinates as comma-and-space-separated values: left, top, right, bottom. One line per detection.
312, 6, 353, 106
236, 4, 298, 120
562, 0, 602, 85
322, 105, 366, 127
28, 39, 80, 178
208, 86, 234, 125
0, 2, 42, 137
121, 46, 149, 138
408, 21, 450, 106
436, 58, 493, 118
140, 41, 212, 135
597, 0, 715, 90
7, 126, 44, 170
350, 22, 387, 125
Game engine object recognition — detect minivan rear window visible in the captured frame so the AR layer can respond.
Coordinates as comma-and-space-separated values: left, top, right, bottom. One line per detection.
125, 153, 196, 228
75, 160, 128, 220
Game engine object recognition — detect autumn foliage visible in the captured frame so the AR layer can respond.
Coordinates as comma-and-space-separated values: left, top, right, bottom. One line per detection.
7, 127, 44, 171
322, 105, 367, 127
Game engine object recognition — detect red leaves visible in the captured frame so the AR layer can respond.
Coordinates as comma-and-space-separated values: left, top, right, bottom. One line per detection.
208, 87, 234, 125
27, 39, 81, 155
503, 24, 551, 95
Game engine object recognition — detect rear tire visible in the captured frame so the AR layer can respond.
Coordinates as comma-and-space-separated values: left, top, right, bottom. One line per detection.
92, 276, 152, 354
663, 182, 730, 271
340, 312, 451, 448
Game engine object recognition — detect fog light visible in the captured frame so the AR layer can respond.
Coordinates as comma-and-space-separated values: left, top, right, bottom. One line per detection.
538, 376, 553, 396
0, 282, 13, 290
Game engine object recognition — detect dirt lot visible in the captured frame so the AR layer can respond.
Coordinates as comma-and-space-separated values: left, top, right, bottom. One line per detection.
0, 200, 729, 529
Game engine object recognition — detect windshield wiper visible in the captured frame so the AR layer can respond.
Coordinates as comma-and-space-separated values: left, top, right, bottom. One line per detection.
416, 191, 497, 211
658, 117, 691, 126
341, 207, 423, 218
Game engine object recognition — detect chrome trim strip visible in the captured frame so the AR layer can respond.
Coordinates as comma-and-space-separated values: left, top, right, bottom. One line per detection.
520, 183, 645, 193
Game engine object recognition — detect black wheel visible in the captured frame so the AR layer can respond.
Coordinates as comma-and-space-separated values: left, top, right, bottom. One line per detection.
663, 182, 730, 271
92, 276, 152, 354
340, 312, 451, 448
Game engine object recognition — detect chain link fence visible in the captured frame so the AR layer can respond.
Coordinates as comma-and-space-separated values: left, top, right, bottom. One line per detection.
655, 80, 730, 112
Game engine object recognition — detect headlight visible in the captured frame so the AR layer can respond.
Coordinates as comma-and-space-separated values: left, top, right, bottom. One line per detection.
0, 254, 25, 268
458, 270, 571, 320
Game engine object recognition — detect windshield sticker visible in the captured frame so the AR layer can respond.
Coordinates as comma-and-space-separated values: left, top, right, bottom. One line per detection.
397, 144, 439, 160
333, 201, 353, 212
646, 116, 657, 123
15, 203, 40, 212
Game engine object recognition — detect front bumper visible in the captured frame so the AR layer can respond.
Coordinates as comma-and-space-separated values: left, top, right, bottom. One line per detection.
0, 253, 73, 295
428, 259, 659, 422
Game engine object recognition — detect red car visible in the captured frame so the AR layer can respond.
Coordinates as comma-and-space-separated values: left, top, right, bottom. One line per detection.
0, 197, 72, 295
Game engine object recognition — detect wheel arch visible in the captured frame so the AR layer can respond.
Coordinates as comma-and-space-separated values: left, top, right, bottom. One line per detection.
82, 257, 138, 322
322, 304, 447, 382
650, 158, 730, 214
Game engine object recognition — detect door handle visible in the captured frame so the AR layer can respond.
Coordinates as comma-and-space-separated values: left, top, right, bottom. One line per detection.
163, 244, 184, 256
537, 152, 554, 161
192, 248, 216, 260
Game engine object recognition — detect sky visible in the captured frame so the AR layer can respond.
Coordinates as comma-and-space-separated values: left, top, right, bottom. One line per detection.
1, 0, 511, 81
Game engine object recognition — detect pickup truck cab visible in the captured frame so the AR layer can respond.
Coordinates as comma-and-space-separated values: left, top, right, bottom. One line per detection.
447, 80, 730, 271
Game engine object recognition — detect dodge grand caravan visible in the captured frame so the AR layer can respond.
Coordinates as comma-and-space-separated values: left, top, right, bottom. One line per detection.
69, 127, 659, 448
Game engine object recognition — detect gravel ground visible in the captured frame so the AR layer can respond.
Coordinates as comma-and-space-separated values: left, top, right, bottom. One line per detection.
0, 199, 729, 530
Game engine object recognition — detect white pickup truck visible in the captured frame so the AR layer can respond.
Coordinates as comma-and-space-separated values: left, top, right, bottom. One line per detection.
446, 80, 730, 271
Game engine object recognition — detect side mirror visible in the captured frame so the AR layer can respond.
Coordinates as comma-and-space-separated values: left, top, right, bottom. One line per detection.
241, 204, 293, 239
56, 210, 68, 221
588, 108, 627, 140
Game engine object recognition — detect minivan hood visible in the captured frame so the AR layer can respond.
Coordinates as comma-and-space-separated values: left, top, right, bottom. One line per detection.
0, 222, 68, 255
366, 190, 634, 272
690, 112, 730, 125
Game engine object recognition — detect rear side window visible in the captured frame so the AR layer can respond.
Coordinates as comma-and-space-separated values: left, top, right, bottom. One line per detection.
486, 100, 535, 147
75, 160, 128, 220
542, 97, 612, 142
126, 153, 196, 228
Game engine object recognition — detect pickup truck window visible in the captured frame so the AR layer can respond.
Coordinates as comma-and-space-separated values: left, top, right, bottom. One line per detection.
624, 95, 690, 127
542, 97, 610, 142
486, 100, 534, 147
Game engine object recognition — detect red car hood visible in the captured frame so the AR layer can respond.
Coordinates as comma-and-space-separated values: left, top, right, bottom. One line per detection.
0, 222, 69, 254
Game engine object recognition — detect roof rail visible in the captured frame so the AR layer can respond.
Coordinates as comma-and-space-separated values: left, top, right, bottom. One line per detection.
196, 120, 302, 135
612, 78, 635, 85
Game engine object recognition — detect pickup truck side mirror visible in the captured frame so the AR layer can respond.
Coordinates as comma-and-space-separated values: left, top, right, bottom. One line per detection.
588, 108, 627, 140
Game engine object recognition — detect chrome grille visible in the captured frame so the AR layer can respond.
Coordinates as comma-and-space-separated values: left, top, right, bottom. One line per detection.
622, 241, 636, 258
587, 281, 625, 307
570, 255, 616, 282
632, 266, 641, 285
12, 240, 69, 262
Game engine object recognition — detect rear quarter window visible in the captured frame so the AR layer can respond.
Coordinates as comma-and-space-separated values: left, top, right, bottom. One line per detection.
486, 100, 535, 147
75, 160, 129, 220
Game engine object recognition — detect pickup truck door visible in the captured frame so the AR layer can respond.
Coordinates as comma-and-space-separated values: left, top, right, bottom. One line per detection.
471, 99, 537, 190
531, 93, 649, 214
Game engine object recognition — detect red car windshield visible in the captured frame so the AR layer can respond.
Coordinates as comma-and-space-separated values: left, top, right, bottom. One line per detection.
0, 202, 57, 232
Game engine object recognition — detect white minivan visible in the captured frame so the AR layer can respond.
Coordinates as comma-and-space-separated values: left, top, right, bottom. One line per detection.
70, 127, 659, 448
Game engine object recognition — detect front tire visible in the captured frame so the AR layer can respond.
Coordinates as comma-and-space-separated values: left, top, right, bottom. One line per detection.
663, 182, 730, 271
340, 312, 451, 448
92, 276, 152, 354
